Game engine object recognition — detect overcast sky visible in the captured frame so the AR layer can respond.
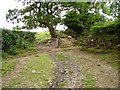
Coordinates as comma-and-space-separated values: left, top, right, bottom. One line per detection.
0, 0, 67, 32
0, 0, 19, 29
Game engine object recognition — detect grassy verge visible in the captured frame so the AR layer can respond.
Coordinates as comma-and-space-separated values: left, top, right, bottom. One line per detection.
2, 45, 36, 77
35, 31, 50, 43
2, 59, 16, 77
56, 52, 70, 61
3, 53, 55, 88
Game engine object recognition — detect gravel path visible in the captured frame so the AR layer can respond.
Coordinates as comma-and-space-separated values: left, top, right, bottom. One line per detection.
49, 52, 84, 88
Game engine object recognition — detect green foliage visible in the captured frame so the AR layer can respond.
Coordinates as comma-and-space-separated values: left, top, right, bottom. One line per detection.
6, 2, 118, 38
109, 2, 120, 17
24, 31, 36, 43
63, 2, 106, 38
16, 37, 27, 48
2, 29, 36, 55
2, 30, 17, 51
74, 16, 119, 51
91, 20, 119, 35
64, 28, 79, 38
6, 2, 63, 38
63, 10, 85, 34
9, 46, 18, 55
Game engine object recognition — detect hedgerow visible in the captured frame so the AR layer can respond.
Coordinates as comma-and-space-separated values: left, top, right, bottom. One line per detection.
2, 29, 36, 55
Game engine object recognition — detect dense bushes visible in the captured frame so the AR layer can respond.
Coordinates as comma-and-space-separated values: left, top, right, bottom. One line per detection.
64, 28, 80, 39
63, 11, 85, 34
63, 2, 119, 53
74, 20, 119, 51
91, 20, 119, 35
2, 29, 36, 55
64, 18, 119, 53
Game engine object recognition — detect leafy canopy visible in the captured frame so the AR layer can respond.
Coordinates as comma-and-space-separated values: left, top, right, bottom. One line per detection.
6, 1, 63, 30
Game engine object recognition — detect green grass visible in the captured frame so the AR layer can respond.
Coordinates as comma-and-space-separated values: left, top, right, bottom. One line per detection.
2, 60, 16, 76
56, 52, 70, 61
83, 73, 96, 88
3, 53, 55, 88
58, 81, 66, 88
35, 31, 50, 43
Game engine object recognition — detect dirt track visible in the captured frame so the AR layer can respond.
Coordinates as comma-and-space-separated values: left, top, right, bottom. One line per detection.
2, 45, 119, 88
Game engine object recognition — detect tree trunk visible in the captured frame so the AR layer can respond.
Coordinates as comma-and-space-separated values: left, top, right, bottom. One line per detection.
46, 23, 59, 47
47, 24, 57, 38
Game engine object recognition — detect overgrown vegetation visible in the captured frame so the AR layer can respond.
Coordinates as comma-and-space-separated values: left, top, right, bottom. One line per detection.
2, 29, 36, 55
74, 19, 119, 53
5, 1, 119, 54
63, 2, 119, 54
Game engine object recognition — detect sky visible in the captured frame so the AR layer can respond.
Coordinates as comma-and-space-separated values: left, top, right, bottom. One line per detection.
0, 0, 67, 32
0, 0, 18, 29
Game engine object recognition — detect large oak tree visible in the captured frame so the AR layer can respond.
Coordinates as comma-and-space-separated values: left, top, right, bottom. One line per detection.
6, 1, 64, 38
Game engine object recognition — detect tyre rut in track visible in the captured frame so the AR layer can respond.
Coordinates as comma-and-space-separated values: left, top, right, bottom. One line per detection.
49, 52, 84, 88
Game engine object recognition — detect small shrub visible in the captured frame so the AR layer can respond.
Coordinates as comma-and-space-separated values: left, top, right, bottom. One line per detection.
9, 46, 18, 55
16, 37, 28, 49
